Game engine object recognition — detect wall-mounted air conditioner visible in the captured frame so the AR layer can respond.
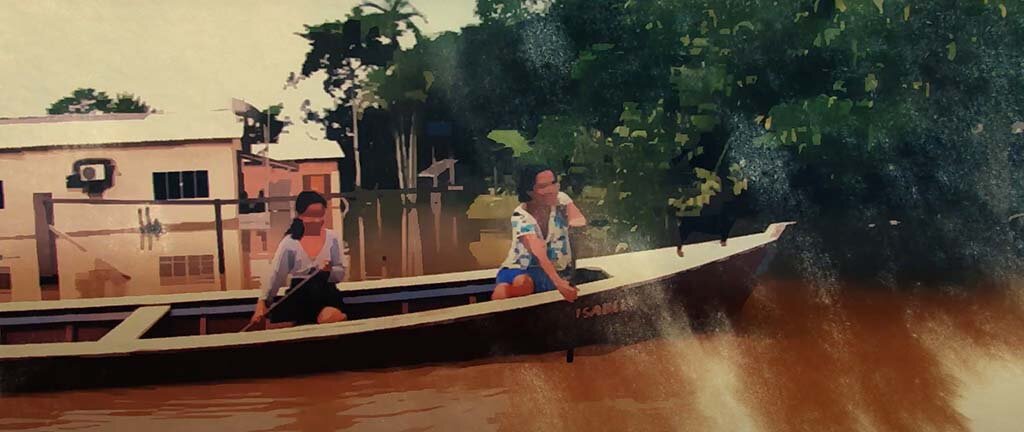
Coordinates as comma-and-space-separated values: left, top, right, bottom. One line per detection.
79, 164, 107, 182
66, 158, 115, 195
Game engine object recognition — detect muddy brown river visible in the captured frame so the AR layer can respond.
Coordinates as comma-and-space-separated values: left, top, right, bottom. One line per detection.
2, 279, 1021, 431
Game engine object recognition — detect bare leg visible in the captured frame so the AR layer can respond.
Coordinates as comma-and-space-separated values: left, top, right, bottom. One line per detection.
492, 283, 512, 300
491, 275, 535, 300
508, 274, 535, 297
317, 307, 347, 324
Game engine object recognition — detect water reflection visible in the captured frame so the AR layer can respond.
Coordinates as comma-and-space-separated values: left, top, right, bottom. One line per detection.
51, 228, 245, 299
0, 239, 43, 302
343, 192, 487, 283
71, 259, 131, 299
0, 192, 502, 302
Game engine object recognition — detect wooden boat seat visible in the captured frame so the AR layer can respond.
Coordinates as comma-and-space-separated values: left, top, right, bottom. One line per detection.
99, 305, 170, 343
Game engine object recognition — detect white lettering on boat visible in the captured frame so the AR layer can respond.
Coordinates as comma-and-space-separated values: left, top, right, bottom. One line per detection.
575, 299, 629, 319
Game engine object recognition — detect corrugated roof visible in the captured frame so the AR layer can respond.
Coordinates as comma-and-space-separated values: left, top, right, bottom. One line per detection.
251, 121, 344, 161
0, 111, 241, 150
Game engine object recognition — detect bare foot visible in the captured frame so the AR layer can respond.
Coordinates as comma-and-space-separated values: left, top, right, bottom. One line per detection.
676, 247, 685, 257
720, 239, 728, 247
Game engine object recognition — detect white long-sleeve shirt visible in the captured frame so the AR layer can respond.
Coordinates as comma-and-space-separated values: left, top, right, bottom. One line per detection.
260, 229, 347, 302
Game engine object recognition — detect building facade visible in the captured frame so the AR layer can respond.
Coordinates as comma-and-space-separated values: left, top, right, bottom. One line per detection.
0, 112, 245, 301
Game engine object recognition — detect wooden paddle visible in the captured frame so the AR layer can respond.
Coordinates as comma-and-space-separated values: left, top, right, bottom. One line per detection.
240, 266, 320, 332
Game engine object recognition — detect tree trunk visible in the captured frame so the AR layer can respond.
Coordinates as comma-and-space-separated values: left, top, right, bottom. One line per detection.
407, 112, 419, 204
391, 110, 421, 204
394, 129, 405, 193
352, 99, 362, 189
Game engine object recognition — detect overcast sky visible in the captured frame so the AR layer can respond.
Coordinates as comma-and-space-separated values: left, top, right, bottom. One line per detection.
0, 1, 479, 119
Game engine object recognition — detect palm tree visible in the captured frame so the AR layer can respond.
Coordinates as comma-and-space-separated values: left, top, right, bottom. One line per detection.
300, 1, 426, 194
356, 0, 428, 201
356, 0, 427, 47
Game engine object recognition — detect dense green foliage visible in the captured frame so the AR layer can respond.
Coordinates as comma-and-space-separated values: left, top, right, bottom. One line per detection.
301, 0, 1024, 284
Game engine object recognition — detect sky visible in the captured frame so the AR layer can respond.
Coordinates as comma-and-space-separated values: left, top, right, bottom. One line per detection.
0, 1, 479, 119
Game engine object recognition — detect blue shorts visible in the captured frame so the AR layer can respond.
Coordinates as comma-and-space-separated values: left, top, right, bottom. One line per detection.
495, 267, 556, 293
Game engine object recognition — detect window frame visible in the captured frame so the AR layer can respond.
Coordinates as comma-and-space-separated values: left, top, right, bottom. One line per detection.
158, 254, 216, 286
152, 170, 210, 201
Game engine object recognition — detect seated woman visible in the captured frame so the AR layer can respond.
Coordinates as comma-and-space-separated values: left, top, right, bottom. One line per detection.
250, 191, 348, 328
492, 165, 587, 302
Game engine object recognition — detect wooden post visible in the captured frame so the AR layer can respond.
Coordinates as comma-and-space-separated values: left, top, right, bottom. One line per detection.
432, 192, 441, 254
376, 196, 383, 241
34, 194, 58, 285
358, 216, 367, 280
352, 97, 362, 188
452, 216, 458, 249
401, 208, 408, 277
213, 200, 226, 290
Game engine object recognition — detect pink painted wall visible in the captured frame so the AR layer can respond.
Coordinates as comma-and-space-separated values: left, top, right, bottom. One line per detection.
241, 159, 341, 228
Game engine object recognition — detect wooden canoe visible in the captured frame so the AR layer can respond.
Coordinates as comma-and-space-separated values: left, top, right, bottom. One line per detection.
0, 222, 794, 393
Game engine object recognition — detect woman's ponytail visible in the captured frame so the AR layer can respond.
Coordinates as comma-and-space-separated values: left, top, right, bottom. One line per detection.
284, 191, 327, 240
285, 217, 305, 240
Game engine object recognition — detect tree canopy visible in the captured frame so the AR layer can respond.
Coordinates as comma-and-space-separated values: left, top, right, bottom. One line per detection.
47, 88, 153, 114
299, 0, 1024, 284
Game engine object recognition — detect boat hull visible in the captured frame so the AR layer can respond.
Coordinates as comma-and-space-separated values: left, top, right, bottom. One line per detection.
0, 243, 771, 394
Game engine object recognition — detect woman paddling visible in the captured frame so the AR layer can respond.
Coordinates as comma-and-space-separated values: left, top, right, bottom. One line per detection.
250, 191, 348, 327
492, 165, 587, 302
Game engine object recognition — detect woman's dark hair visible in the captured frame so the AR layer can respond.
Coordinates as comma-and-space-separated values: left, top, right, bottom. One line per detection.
516, 164, 554, 203
285, 191, 328, 240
